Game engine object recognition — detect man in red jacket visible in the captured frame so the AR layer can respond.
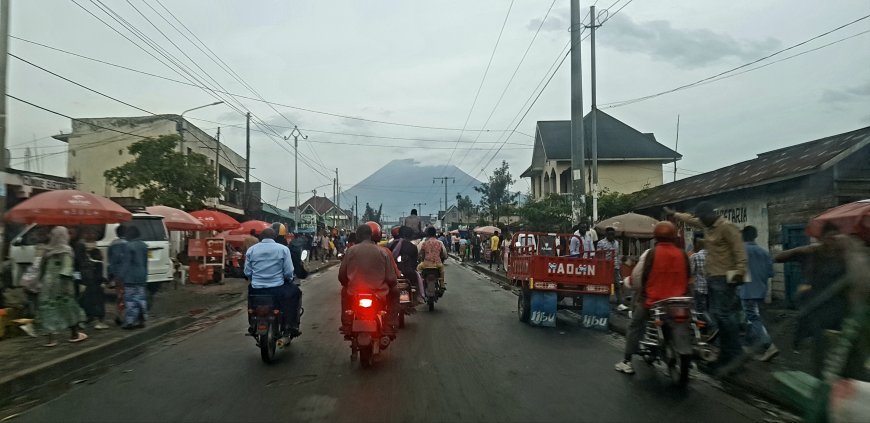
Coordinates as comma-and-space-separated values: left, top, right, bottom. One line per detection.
615, 221, 690, 374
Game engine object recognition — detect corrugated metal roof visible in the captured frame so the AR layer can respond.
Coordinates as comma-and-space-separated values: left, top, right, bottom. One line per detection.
635, 126, 870, 208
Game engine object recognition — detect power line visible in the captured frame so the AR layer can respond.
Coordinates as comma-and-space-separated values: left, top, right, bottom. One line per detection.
600, 13, 870, 109
442, 0, 515, 173
452, 0, 558, 174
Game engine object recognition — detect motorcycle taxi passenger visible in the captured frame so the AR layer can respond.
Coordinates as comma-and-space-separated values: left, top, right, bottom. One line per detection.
615, 221, 691, 374
417, 226, 448, 290
244, 227, 303, 338
338, 222, 401, 337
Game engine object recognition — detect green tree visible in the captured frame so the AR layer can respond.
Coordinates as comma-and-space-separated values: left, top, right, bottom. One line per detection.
584, 185, 649, 220
361, 202, 382, 224
474, 160, 520, 224
455, 193, 475, 223
517, 193, 573, 232
104, 135, 219, 210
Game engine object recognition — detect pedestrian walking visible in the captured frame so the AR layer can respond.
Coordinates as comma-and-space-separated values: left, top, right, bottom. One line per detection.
740, 226, 778, 361
667, 202, 747, 375
77, 228, 108, 329
35, 226, 88, 347
122, 226, 149, 329
310, 233, 320, 262
108, 226, 128, 326
489, 231, 501, 270
690, 237, 710, 316
452, 234, 460, 254
471, 234, 481, 263
597, 227, 625, 311
459, 236, 468, 261
775, 222, 852, 375
321, 233, 330, 262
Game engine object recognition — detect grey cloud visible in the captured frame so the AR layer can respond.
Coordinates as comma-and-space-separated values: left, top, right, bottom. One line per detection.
822, 80, 870, 105
599, 14, 781, 68
527, 7, 568, 33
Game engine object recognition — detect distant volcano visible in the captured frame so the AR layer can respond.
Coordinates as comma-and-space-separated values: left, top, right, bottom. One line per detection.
342, 159, 484, 220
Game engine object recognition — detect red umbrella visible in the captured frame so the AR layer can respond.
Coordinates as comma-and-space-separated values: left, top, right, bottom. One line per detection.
4, 190, 132, 225
189, 210, 241, 231
216, 230, 246, 248
807, 199, 870, 242
145, 205, 204, 231
229, 220, 271, 235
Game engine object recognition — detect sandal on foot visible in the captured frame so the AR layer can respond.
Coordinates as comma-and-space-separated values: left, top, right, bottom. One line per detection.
69, 332, 89, 343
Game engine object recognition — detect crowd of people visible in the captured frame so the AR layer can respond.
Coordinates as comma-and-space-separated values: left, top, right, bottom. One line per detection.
15, 224, 151, 347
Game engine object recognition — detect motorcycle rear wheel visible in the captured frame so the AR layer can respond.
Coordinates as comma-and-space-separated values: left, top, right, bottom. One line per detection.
666, 345, 690, 387
359, 345, 374, 368
428, 299, 435, 312
260, 323, 277, 364
399, 311, 406, 328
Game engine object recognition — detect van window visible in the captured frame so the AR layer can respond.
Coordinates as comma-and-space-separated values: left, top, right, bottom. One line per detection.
18, 225, 107, 246
124, 218, 168, 242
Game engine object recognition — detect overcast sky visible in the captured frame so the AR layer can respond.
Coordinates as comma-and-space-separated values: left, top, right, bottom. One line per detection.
8, 0, 870, 210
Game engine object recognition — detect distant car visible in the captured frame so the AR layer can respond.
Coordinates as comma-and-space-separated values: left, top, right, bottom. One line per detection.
9, 213, 174, 288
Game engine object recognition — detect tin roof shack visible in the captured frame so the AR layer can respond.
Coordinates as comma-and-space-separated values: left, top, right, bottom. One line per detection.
634, 126, 869, 303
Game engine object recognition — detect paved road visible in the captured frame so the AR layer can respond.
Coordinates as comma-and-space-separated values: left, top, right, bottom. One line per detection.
14, 261, 770, 422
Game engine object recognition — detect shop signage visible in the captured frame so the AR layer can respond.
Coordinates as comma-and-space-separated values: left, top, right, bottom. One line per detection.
20, 175, 76, 191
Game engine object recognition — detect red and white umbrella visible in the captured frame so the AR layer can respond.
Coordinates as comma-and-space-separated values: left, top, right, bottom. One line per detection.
473, 225, 500, 235
189, 210, 241, 231
4, 190, 132, 225
145, 205, 204, 231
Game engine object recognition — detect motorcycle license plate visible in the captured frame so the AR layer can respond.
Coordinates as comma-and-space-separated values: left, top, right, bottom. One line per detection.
399, 290, 411, 304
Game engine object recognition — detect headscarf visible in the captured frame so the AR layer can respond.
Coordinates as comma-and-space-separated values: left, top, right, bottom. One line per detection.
45, 226, 73, 257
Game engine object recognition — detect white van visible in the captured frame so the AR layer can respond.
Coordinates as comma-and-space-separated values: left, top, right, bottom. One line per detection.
9, 214, 174, 288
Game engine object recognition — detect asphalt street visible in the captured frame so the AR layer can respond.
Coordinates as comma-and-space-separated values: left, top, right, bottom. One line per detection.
13, 261, 772, 423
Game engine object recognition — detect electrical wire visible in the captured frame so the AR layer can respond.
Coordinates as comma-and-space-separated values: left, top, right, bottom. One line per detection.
442, 0, 516, 173
600, 13, 870, 109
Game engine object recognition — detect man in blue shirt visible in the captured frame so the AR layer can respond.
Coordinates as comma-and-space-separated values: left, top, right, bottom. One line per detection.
123, 226, 149, 329
739, 226, 777, 361
245, 227, 302, 337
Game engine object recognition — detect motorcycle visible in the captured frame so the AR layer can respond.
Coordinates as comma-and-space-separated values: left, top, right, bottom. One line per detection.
420, 267, 444, 311
396, 278, 418, 328
345, 290, 393, 368
247, 294, 292, 363
637, 296, 711, 387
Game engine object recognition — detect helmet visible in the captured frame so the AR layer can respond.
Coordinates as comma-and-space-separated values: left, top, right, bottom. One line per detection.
365, 221, 382, 242
653, 221, 677, 242
271, 222, 287, 236
390, 225, 401, 239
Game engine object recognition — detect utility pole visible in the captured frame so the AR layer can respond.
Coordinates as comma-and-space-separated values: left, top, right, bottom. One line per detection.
412, 202, 427, 217
673, 115, 681, 182
332, 176, 336, 230
588, 5, 601, 222
283, 126, 307, 233
432, 177, 455, 219
354, 195, 358, 228
244, 112, 250, 214
214, 127, 221, 186
570, 0, 586, 224
0, 0, 9, 253
335, 168, 341, 230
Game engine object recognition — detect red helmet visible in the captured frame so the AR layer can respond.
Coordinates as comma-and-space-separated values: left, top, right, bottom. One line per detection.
390, 225, 401, 239
365, 221, 382, 242
653, 221, 678, 242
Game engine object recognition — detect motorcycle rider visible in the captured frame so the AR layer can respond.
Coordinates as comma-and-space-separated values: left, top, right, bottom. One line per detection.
388, 226, 425, 303
403, 208, 423, 238
338, 222, 400, 336
417, 226, 448, 288
615, 221, 690, 375
271, 222, 309, 281
244, 227, 302, 338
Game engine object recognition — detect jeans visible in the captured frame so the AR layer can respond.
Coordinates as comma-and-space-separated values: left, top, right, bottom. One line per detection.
741, 299, 772, 352
248, 283, 302, 333
708, 276, 742, 364
124, 284, 147, 326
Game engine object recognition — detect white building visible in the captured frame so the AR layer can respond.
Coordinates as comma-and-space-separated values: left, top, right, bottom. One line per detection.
53, 115, 248, 216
